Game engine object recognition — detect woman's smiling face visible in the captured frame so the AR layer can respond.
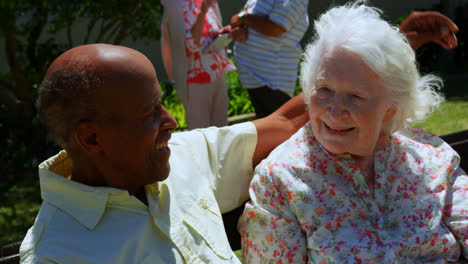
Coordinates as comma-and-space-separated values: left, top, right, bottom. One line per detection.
308, 48, 397, 158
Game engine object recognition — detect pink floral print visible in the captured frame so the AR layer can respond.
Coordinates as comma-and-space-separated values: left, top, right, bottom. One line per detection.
239, 123, 468, 263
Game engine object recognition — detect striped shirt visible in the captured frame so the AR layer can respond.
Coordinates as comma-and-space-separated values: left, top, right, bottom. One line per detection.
233, 0, 309, 92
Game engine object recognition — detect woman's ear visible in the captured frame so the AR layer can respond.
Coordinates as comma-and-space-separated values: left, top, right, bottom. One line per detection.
383, 106, 397, 125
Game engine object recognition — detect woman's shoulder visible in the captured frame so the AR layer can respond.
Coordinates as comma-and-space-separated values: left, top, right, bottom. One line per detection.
263, 123, 318, 161
390, 127, 461, 171
393, 127, 454, 154
254, 123, 328, 182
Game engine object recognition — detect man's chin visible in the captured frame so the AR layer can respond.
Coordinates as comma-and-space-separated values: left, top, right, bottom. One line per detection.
152, 164, 171, 182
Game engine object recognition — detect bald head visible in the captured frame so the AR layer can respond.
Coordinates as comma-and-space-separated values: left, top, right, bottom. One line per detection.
47, 44, 155, 81
37, 44, 157, 146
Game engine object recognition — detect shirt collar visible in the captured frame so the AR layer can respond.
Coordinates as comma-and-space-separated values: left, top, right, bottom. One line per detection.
38, 150, 134, 230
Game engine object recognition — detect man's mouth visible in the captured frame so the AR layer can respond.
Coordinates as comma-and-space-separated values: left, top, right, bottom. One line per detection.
154, 141, 169, 150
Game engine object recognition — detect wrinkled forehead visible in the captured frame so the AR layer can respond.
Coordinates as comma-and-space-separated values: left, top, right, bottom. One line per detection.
316, 48, 382, 86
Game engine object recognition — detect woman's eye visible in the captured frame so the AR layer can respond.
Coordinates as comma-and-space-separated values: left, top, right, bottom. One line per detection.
316, 87, 332, 97
351, 94, 365, 101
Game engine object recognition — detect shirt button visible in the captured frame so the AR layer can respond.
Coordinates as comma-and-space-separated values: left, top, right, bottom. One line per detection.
200, 199, 208, 209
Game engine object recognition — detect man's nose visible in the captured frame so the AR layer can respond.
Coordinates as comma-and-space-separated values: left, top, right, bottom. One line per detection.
160, 105, 178, 131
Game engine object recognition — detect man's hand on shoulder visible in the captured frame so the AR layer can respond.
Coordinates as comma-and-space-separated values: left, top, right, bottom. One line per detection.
400, 11, 459, 51
251, 93, 309, 167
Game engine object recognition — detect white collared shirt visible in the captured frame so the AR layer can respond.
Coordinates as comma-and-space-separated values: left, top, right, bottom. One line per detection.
20, 122, 257, 263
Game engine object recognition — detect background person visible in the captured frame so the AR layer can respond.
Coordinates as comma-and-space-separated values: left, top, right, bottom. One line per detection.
230, 0, 310, 119
238, 2, 467, 263
161, 0, 234, 129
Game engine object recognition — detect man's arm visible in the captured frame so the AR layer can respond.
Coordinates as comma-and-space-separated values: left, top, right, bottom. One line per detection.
399, 11, 459, 51
251, 93, 309, 167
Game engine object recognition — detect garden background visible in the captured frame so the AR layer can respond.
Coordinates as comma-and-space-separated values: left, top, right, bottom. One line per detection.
1, 0, 467, 253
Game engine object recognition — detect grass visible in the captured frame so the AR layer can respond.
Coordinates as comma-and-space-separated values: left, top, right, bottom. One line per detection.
1, 74, 467, 253
0, 178, 41, 247
413, 97, 468, 135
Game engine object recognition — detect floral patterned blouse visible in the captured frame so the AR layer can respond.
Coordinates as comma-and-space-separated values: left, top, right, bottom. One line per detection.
183, 0, 235, 84
239, 123, 468, 263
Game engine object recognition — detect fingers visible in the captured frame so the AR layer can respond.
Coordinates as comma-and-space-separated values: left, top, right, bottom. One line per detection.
430, 12, 459, 33
231, 14, 242, 27
218, 25, 231, 35
401, 11, 459, 35
438, 32, 458, 50
230, 27, 248, 43
407, 30, 458, 51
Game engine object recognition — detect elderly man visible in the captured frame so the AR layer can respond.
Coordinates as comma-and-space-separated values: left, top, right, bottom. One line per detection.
19, 43, 308, 263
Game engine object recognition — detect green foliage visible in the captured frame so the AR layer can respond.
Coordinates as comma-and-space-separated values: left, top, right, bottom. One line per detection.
226, 71, 255, 116
0, 180, 41, 247
160, 82, 188, 130
413, 98, 468, 135
159, 70, 255, 131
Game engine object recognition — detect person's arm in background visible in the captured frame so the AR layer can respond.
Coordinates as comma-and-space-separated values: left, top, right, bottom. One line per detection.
231, 12, 286, 37
252, 93, 308, 168
161, 21, 174, 81
230, 0, 307, 42
399, 11, 459, 51
190, 0, 217, 46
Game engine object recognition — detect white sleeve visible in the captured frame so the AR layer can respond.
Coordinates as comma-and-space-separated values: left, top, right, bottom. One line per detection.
197, 122, 257, 213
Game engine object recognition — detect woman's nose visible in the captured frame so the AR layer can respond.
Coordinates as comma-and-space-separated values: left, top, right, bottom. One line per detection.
327, 95, 350, 120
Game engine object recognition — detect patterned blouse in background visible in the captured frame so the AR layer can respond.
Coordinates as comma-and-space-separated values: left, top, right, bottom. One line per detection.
183, 0, 235, 84
239, 123, 468, 263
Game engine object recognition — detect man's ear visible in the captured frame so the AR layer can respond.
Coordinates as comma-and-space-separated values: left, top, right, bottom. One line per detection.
71, 121, 102, 155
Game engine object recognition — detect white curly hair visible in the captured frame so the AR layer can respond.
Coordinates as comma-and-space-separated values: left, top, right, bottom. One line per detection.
300, 0, 444, 134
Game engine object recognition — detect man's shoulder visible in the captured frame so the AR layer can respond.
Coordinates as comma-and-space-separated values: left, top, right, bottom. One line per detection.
170, 122, 256, 145
20, 203, 61, 262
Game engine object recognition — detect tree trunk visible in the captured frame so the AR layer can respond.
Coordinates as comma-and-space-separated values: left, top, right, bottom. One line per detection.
27, 5, 48, 72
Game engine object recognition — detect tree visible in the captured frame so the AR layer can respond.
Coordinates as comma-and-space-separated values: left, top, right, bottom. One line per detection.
0, 0, 163, 180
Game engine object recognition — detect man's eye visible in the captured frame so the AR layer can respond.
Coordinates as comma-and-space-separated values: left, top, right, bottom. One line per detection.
153, 105, 162, 119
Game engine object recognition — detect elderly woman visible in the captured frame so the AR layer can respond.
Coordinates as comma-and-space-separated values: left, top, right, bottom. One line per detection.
238, 2, 468, 263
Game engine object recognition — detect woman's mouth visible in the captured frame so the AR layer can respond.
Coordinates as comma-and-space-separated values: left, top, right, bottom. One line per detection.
324, 123, 355, 135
